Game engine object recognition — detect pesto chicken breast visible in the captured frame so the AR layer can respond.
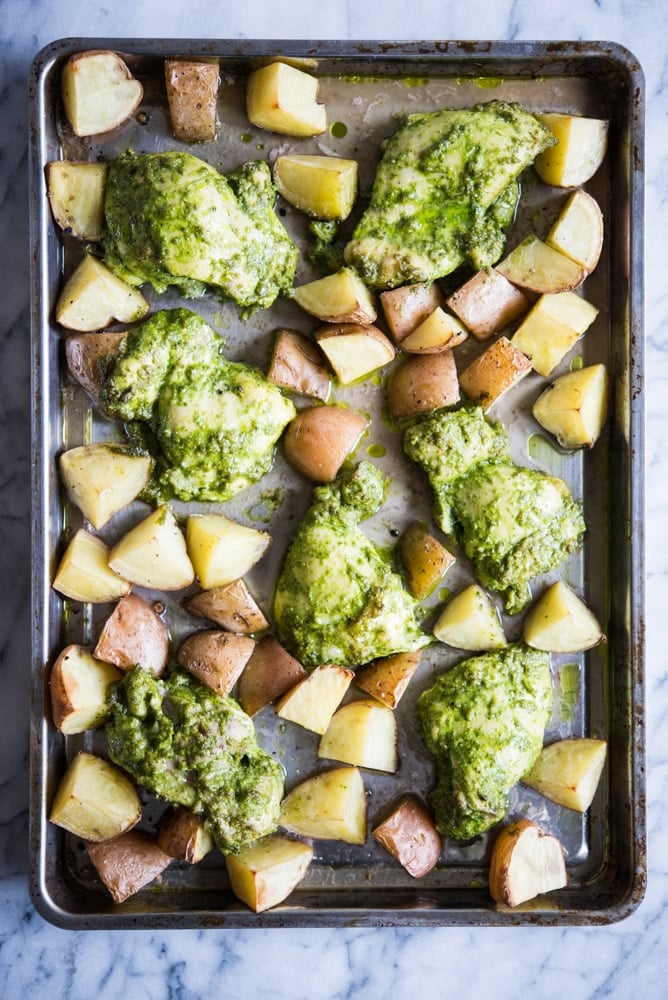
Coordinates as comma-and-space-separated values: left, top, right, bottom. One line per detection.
418, 644, 552, 840
104, 151, 298, 310
274, 461, 430, 668
103, 308, 296, 502
404, 406, 585, 613
344, 100, 555, 289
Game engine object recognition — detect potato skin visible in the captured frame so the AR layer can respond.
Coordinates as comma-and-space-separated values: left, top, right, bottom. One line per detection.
94, 593, 169, 678
86, 831, 172, 903
185, 580, 269, 634
283, 406, 368, 482
158, 806, 214, 863
387, 351, 460, 421
164, 59, 219, 142
177, 629, 255, 696
64, 331, 126, 405
372, 794, 442, 877
236, 636, 307, 716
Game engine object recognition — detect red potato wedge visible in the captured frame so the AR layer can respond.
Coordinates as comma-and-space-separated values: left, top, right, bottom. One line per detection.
86, 831, 172, 903
108, 506, 195, 591
318, 699, 398, 773
65, 330, 126, 406
545, 189, 604, 272
399, 307, 468, 354
379, 282, 445, 344
386, 351, 460, 421
225, 834, 314, 912
534, 113, 609, 187
93, 592, 169, 677
372, 794, 442, 877
353, 650, 422, 710
459, 336, 532, 410
446, 268, 530, 341
157, 806, 215, 863
184, 579, 269, 634
273, 154, 358, 220
521, 738, 607, 812
61, 50, 144, 137
50, 644, 122, 734
52, 529, 131, 604
46, 160, 108, 241
293, 267, 376, 324
283, 405, 368, 482
275, 664, 354, 735
186, 513, 271, 590
49, 751, 142, 842
164, 58, 219, 142
177, 630, 256, 697
399, 521, 456, 600
236, 636, 308, 716
279, 766, 367, 844
489, 818, 567, 908
496, 235, 587, 295
314, 323, 395, 385
267, 328, 331, 401
56, 256, 150, 332
59, 443, 152, 531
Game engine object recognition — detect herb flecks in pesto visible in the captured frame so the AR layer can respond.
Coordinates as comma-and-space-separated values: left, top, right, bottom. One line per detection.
106, 666, 284, 854
344, 100, 555, 289
418, 644, 552, 840
103, 309, 296, 502
104, 150, 298, 310
273, 461, 429, 668
404, 406, 585, 613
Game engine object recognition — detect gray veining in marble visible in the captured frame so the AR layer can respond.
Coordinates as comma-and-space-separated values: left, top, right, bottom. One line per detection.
1, 2, 666, 997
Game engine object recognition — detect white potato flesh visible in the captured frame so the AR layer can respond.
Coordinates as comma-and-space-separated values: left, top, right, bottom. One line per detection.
534, 113, 608, 187
314, 325, 395, 385
433, 584, 506, 651
275, 664, 354, 734
52, 529, 131, 603
546, 189, 604, 271
511, 292, 599, 377
49, 751, 142, 842
246, 62, 326, 137
489, 819, 567, 907
292, 268, 377, 324
523, 581, 605, 652
61, 50, 144, 137
279, 766, 367, 844
59, 443, 152, 530
109, 506, 194, 590
496, 235, 587, 295
459, 335, 532, 409
55, 255, 150, 332
379, 282, 444, 344
400, 307, 469, 354
274, 155, 358, 220
532, 363, 609, 449
522, 738, 607, 812
318, 699, 398, 773
225, 834, 314, 912
50, 645, 122, 734
186, 514, 271, 589
46, 161, 108, 241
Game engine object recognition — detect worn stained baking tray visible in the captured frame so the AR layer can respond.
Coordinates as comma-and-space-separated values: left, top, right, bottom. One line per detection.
28, 38, 646, 928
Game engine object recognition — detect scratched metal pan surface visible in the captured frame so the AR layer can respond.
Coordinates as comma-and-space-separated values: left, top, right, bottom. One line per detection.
28, 39, 645, 928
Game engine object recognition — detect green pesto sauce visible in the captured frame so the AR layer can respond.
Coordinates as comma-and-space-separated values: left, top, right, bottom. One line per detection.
366, 443, 386, 458
343, 100, 556, 290
418, 644, 552, 840
106, 666, 284, 854
273, 461, 429, 668
330, 121, 348, 138
103, 150, 298, 311
103, 309, 296, 503
404, 406, 585, 614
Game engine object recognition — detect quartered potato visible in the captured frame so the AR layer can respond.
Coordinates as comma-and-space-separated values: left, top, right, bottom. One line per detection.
93, 592, 169, 678
511, 292, 599, 377
353, 650, 422, 710
274, 154, 358, 220
237, 636, 307, 717
314, 324, 395, 384
49, 751, 142, 842
177, 629, 256, 697
533, 363, 609, 448
46, 161, 108, 241
400, 307, 469, 354
184, 579, 269, 634
292, 267, 377, 324
59, 442, 152, 530
399, 521, 456, 600
225, 834, 313, 913
283, 405, 368, 482
164, 58, 219, 142
496, 235, 587, 295
489, 818, 567, 908
318, 699, 398, 773
64, 330, 126, 405
433, 584, 506, 651
246, 61, 326, 137
279, 766, 367, 844
372, 794, 442, 877
61, 50, 144, 137
55, 255, 149, 332
52, 529, 131, 604
86, 831, 172, 903
386, 351, 460, 421
534, 112, 608, 187
523, 580, 605, 652
108, 506, 194, 591
459, 336, 532, 409
522, 738, 608, 812
275, 664, 354, 734
158, 806, 215, 864
186, 514, 271, 590
545, 189, 604, 272
379, 281, 445, 344
446, 268, 530, 341
50, 645, 122, 734
267, 329, 331, 401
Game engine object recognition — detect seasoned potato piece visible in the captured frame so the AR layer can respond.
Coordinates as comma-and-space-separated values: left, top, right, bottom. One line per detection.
267, 329, 331, 401
314, 323, 395, 385
292, 267, 377, 324
387, 351, 460, 421
489, 818, 566, 908
459, 336, 532, 410
177, 630, 256, 697
49, 751, 141, 842
109, 506, 194, 591
237, 636, 307, 717
511, 293, 599, 377
523, 581, 605, 652
522, 738, 607, 812
399, 521, 456, 599
372, 794, 442, 877
158, 806, 215, 863
545, 189, 604, 271
496, 235, 587, 295
246, 61, 326, 137
164, 58, 219, 142
46, 161, 108, 241
94, 593, 169, 677
59, 443, 152, 530
185, 579, 269, 634
279, 766, 367, 844
225, 834, 313, 912
56, 256, 149, 332
400, 307, 468, 354
53, 529, 131, 604
86, 831, 172, 903
65, 330, 126, 405
534, 112, 608, 187
446, 268, 529, 341
275, 664, 354, 734
50, 644, 122, 734
186, 513, 271, 590
353, 650, 422, 709
532, 363, 608, 448
61, 50, 143, 137
283, 405, 368, 482
379, 282, 444, 344
318, 699, 398, 773
274, 154, 358, 220
433, 584, 506, 651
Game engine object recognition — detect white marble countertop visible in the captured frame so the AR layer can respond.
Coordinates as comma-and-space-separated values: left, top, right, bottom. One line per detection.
2, 1, 664, 996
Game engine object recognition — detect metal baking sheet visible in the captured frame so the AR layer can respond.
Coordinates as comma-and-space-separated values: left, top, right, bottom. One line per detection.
28, 38, 646, 928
